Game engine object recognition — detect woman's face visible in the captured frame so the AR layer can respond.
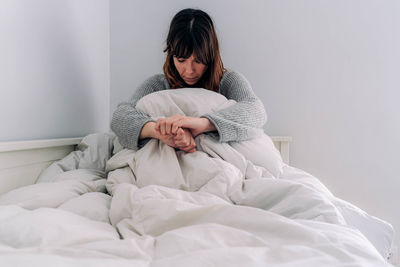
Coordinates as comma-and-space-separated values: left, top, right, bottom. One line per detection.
173, 54, 207, 85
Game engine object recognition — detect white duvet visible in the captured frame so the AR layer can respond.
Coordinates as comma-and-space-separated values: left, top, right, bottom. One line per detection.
0, 89, 395, 266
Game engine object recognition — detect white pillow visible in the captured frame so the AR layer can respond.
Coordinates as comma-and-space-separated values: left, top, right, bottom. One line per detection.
136, 88, 235, 119
136, 88, 284, 177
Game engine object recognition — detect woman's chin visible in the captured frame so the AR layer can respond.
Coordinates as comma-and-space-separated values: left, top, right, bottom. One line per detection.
184, 79, 198, 85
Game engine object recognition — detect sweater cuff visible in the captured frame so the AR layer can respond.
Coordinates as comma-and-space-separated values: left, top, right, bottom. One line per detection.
201, 114, 237, 142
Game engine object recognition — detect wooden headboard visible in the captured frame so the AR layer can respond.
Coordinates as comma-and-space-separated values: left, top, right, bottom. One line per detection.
0, 135, 292, 195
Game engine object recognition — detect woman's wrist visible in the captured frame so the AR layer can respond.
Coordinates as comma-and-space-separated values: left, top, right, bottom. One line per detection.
201, 117, 216, 132
139, 121, 158, 139
191, 117, 216, 136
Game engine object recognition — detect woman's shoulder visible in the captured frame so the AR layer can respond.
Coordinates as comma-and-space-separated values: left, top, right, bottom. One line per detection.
220, 69, 251, 89
139, 73, 170, 90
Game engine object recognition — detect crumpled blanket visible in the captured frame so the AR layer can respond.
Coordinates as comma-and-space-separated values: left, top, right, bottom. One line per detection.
0, 88, 394, 266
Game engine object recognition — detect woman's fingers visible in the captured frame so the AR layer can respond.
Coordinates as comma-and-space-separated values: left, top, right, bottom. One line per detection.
180, 142, 196, 153
157, 115, 183, 135
167, 117, 182, 135
174, 137, 190, 147
165, 119, 172, 135
171, 119, 184, 134
189, 137, 196, 149
177, 128, 184, 136
166, 115, 184, 135
156, 118, 165, 135
183, 147, 196, 153
172, 129, 189, 148
156, 118, 174, 135
173, 128, 184, 139
175, 129, 196, 152
160, 121, 166, 135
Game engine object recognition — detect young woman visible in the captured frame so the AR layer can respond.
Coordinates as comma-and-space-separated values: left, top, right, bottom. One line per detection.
111, 8, 267, 153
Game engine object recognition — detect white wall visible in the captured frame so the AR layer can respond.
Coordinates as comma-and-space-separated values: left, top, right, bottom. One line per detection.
0, 0, 110, 141
110, 0, 400, 246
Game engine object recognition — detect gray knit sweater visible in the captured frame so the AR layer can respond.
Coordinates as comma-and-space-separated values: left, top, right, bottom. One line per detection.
111, 70, 267, 150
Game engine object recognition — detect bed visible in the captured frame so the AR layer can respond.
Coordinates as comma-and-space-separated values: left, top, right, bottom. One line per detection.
0, 135, 290, 196
0, 89, 396, 266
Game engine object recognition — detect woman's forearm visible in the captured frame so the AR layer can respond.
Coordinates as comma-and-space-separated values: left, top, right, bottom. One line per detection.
190, 117, 216, 137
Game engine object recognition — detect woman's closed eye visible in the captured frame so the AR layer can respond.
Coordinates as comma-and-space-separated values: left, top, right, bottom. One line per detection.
176, 57, 203, 64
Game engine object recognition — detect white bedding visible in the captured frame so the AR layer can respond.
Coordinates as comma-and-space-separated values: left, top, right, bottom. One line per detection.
0, 89, 395, 266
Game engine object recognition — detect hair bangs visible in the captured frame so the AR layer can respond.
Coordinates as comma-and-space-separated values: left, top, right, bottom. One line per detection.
171, 33, 194, 60
172, 33, 210, 65
192, 37, 210, 65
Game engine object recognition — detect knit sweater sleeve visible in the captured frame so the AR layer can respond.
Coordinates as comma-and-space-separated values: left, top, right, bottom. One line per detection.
201, 71, 267, 142
110, 74, 169, 150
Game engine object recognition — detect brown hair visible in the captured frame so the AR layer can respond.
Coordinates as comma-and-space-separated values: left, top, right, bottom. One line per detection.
163, 8, 225, 92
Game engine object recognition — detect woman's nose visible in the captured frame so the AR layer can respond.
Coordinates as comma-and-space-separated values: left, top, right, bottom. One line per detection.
185, 62, 195, 74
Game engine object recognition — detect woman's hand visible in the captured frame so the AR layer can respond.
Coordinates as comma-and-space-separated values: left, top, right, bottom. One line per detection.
155, 115, 216, 137
153, 129, 178, 149
154, 125, 196, 153
173, 128, 196, 153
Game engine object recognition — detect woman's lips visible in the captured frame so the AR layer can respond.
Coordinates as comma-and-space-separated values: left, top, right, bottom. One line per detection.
184, 77, 198, 83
